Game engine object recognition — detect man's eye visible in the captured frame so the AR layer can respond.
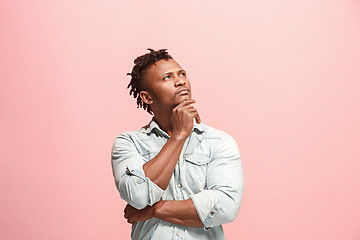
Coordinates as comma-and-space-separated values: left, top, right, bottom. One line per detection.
179, 72, 186, 77
163, 75, 170, 80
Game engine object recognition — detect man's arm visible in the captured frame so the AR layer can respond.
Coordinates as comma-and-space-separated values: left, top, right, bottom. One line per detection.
124, 132, 244, 229
124, 199, 203, 228
188, 133, 244, 229
112, 99, 200, 210
142, 99, 200, 190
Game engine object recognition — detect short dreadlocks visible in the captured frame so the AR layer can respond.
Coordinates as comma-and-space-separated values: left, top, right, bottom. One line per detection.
127, 48, 173, 115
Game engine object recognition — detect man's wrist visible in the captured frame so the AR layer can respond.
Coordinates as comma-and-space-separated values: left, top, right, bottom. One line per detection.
169, 133, 188, 142
153, 200, 166, 219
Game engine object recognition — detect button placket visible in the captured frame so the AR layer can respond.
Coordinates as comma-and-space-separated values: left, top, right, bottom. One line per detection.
174, 162, 182, 200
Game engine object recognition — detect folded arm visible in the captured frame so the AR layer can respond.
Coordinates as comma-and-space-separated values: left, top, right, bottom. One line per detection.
111, 133, 186, 210
112, 100, 201, 210
124, 198, 203, 228
190, 133, 244, 229
124, 133, 244, 229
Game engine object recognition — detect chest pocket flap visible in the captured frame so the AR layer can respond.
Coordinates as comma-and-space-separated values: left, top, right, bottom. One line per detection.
184, 154, 211, 166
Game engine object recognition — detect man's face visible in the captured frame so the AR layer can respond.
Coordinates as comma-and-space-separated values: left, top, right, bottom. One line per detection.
141, 59, 192, 111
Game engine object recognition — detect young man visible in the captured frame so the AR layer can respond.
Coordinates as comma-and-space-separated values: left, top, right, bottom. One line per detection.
111, 49, 244, 240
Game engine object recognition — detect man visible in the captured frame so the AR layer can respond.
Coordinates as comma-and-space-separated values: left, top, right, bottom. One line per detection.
111, 49, 244, 240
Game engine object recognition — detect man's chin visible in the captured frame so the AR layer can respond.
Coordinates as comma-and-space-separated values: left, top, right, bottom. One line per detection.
178, 95, 191, 103
180, 93, 191, 100
172, 93, 192, 106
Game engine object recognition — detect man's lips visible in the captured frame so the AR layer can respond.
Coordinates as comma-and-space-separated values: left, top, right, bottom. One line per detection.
176, 88, 190, 95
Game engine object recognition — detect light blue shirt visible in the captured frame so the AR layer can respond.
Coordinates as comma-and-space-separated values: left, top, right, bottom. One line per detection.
111, 118, 244, 240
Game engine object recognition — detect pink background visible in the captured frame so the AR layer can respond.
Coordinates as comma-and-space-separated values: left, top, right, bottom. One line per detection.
1, 0, 360, 239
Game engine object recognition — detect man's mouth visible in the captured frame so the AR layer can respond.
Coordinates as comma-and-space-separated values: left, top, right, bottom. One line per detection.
176, 88, 190, 95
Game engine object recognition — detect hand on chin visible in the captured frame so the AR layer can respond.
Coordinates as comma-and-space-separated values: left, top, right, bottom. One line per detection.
174, 94, 191, 106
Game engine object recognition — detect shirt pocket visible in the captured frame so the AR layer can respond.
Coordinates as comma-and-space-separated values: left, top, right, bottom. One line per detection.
184, 154, 211, 192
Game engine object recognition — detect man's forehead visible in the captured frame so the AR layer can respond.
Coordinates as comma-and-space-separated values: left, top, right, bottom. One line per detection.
147, 59, 183, 75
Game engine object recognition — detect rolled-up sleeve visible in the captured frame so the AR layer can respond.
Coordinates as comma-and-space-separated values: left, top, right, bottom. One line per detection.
190, 133, 244, 230
111, 133, 164, 210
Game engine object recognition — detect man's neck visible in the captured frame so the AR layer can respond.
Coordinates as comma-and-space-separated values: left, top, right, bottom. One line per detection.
153, 112, 173, 136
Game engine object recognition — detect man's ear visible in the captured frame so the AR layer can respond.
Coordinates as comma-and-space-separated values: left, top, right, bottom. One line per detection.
140, 91, 153, 105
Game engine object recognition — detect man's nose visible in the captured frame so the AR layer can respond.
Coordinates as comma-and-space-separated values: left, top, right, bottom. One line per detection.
174, 76, 186, 87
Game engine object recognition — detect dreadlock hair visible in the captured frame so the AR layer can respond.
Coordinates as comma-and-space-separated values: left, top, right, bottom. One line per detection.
127, 48, 173, 115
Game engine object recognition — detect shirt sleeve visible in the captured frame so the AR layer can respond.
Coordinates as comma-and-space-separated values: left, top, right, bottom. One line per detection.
111, 133, 165, 210
189, 133, 244, 230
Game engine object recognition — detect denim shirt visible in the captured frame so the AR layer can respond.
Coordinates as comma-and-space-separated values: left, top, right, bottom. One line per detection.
111, 118, 244, 240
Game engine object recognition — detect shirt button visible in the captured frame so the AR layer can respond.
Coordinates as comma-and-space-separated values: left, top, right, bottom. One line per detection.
197, 160, 201, 164
177, 184, 182, 188
176, 232, 180, 236
210, 211, 215, 215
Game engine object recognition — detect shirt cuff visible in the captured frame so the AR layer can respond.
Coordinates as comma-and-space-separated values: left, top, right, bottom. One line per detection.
126, 165, 164, 206
190, 190, 218, 230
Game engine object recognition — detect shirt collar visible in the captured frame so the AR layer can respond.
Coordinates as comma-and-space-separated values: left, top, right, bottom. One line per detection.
142, 117, 206, 136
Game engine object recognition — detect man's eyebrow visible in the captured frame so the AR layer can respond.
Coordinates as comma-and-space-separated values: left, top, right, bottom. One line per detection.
160, 69, 185, 77
161, 71, 173, 77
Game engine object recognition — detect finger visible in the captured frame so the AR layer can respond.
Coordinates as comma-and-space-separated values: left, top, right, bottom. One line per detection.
182, 110, 196, 119
180, 109, 198, 119
178, 105, 198, 114
188, 111, 201, 123
180, 99, 196, 107
124, 204, 129, 213
186, 109, 199, 118
127, 218, 135, 224
195, 113, 201, 124
186, 108, 198, 113
189, 112, 199, 119
173, 99, 196, 110
178, 104, 197, 112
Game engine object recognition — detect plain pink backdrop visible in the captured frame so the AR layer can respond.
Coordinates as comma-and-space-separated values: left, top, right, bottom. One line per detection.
1, 0, 360, 239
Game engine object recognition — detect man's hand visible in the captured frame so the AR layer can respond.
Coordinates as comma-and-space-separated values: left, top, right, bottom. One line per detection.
171, 99, 201, 139
123, 200, 203, 228
124, 204, 155, 224
141, 100, 200, 191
